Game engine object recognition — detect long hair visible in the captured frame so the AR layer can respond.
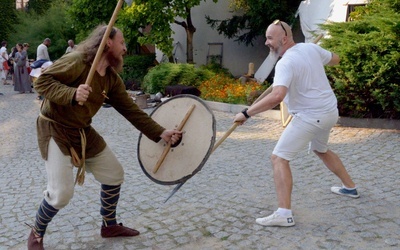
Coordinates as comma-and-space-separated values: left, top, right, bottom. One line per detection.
76, 25, 118, 63
11, 47, 18, 57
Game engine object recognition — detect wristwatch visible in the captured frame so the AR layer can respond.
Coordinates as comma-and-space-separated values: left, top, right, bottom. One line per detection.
241, 108, 251, 119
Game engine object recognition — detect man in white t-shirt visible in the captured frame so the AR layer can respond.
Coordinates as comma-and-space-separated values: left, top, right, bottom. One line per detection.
234, 20, 359, 227
65, 39, 77, 54
36, 38, 51, 61
35, 38, 51, 100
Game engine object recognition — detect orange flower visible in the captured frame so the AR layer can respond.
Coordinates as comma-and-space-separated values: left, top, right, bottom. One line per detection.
199, 74, 266, 104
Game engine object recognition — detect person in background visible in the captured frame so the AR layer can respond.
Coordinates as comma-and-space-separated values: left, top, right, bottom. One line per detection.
234, 20, 359, 227
27, 25, 182, 250
35, 38, 51, 100
30, 61, 53, 102
36, 38, 51, 61
14, 43, 32, 94
1, 41, 10, 85
8, 46, 17, 83
65, 39, 77, 54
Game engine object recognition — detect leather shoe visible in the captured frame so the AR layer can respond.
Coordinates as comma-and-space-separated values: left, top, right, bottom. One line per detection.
27, 229, 44, 250
101, 223, 140, 238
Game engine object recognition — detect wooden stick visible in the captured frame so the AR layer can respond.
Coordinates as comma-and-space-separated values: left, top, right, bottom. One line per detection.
153, 104, 196, 174
212, 82, 272, 153
280, 102, 292, 127
78, 0, 125, 105
313, 33, 324, 44
254, 85, 273, 104
212, 122, 238, 153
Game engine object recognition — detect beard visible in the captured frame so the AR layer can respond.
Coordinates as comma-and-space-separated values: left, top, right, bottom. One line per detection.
269, 48, 279, 58
107, 51, 124, 73
268, 41, 284, 58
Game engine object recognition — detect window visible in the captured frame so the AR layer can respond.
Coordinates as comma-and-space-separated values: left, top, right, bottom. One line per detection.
16, 0, 29, 10
346, 2, 367, 21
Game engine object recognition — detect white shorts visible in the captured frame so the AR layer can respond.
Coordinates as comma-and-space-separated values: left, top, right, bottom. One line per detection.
272, 109, 338, 161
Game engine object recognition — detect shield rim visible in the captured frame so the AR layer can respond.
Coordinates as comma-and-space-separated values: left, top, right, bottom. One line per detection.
137, 94, 216, 185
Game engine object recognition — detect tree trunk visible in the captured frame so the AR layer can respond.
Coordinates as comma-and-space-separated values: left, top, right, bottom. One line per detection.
185, 7, 196, 64
174, 7, 196, 64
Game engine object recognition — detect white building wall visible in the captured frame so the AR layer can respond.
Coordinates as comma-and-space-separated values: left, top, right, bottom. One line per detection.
167, 0, 269, 77
298, 0, 369, 42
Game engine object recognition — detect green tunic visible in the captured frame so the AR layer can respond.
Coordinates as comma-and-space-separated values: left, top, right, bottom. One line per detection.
34, 52, 165, 160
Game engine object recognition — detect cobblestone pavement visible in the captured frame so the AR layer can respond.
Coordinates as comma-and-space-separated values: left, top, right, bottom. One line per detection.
1, 82, 399, 250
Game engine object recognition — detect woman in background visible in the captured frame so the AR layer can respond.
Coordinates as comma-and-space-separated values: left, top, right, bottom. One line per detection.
8, 46, 18, 84
14, 43, 32, 94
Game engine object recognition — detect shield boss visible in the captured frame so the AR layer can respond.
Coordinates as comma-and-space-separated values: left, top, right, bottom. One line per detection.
137, 95, 216, 185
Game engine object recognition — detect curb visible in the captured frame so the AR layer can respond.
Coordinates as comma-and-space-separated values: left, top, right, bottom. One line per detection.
336, 116, 400, 130
205, 101, 400, 130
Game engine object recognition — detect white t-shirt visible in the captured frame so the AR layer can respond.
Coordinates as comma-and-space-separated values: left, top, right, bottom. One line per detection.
36, 44, 50, 61
65, 45, 77, 54
273, 43, 337, 115
0, 46, 8, 63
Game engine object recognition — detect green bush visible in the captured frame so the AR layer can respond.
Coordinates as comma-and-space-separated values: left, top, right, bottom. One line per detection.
142, 63, 215, 94
200, 60, 233, 77
321, 0, 400, 119
120, 54, 156, 90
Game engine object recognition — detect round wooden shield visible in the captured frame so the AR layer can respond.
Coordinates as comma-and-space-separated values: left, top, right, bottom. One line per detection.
137, 95, 216, 185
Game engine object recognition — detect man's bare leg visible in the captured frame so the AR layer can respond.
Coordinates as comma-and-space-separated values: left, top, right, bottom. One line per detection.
271, 154, 293, 209
314, 149, 355, 188
255, 155, 295, 227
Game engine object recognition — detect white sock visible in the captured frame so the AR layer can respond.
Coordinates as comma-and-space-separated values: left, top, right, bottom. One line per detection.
276, 208, 292, 217
343, 185, 356, 190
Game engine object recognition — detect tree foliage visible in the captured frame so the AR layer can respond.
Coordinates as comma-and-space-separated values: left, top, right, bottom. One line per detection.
67, 0, 119, 41
9, 0, 76, 60
68, 0, 143, 54
68, 0, 217, 63
321, 0, 400, 119
122, 0, 217, 63
206, 0, 302, 45
0, 0, 19, 42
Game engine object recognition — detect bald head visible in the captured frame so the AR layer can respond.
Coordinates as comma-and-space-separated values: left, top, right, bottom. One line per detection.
265, 20, 295, 57
266, 20, 293, 39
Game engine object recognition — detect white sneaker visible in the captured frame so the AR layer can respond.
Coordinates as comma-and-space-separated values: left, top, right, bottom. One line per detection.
256, 212, 295, 227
